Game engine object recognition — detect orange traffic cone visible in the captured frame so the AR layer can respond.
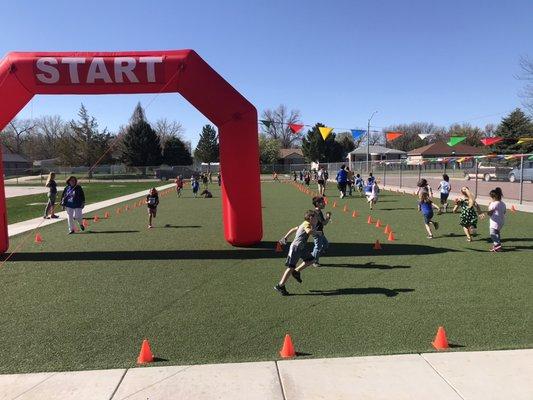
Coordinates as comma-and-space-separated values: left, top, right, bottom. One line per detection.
511, 205, 517, 212
279, 334, 296, 358
34, 233, 43, 244
137, 339, 154, 364
352, 211, 357, 218
387, 231, 395, 241
373, 240, 382, 250
82, 219, 89, 228
432, 326, 449, 350
375, 219, 382, 228
93, 215, 99, 222
367, 215, 373, 224
116, 208, 121, 214
343, 204, 348, 212
104, 212, 110, 219
333, 201, 337, 208
384, 224, 391, 234
275, 242, 283, 252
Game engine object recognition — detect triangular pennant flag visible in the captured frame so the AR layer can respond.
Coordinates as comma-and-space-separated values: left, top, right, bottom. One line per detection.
418, 133, 431, 140
386, 132, 403, 141
319, 127, 333, 140
260, 120, 272, 128
447, 136, 466, 146
480, 137, 503, 146
351, 129, 366, 140
517, 137, 533, 144
528, 155, 533, 160
289, 124, 304, 134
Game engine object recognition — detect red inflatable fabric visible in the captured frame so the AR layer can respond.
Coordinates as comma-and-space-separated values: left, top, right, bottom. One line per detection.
0, 50, 263, 251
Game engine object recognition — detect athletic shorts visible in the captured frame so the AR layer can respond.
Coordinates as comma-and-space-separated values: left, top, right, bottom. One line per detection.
440, 193, 449, 203
285, 244, 314, 268
337, 183, 347, 192
147, 206, 157, 215
317, 179, 325, 185
423, 212, 434, 224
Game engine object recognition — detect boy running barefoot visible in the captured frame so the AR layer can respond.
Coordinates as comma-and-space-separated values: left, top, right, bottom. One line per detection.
274, 210, 321, 296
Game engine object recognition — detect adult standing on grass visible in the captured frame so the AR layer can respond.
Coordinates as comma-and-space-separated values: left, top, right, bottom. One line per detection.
60, 176, 85, 234
43, 172, 59, 219
317, 166, 326, 196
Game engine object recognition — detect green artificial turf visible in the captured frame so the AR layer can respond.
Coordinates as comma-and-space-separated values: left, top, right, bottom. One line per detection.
0, 181, 531, 374
6, 182, 162, 224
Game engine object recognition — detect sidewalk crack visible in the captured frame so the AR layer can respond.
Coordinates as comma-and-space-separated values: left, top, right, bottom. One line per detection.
109, 368, 128, 400
420, 353, 466, 400
275, 361, 287, 400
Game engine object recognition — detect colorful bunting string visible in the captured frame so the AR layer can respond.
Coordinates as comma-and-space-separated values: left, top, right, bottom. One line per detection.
386, 132, 403, 141
289, 124, 304, 134
351, 129, 366, 140
418, 134, 432, 140
319, 127, 333, 140
447, 136, 467, 146
517, 137, 533, 144
480, 137, 503, 146
260, 120, 271, 128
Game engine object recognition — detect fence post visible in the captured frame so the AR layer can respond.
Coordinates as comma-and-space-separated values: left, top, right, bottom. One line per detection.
399, 162, 403, 188
474, 159, 479, 198
383, 162, 387, 187
417, 164, 421, 182
519, 155, 524, 205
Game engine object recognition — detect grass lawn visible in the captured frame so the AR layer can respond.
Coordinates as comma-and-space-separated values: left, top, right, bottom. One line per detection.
0, 181, 531, 374
6, 182, 163, 224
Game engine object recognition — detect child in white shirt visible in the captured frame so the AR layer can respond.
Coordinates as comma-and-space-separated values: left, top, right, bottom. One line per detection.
485, 187, 506, 252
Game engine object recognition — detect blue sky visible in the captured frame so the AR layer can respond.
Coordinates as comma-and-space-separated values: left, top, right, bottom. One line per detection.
1, 0, 531, 146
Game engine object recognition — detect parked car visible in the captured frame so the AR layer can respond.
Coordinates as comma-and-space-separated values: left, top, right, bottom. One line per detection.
464, 162, 512, 182
508, 161, 533, 183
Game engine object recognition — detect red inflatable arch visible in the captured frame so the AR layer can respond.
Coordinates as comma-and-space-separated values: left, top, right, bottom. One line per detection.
0, 50, 263, 251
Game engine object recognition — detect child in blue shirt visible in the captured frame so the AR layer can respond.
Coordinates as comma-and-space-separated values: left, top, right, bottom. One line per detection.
191, 177, 200, 197
418, 192, 441, 238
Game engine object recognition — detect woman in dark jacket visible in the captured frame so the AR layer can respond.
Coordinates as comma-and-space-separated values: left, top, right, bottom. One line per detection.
60, 176, 86, 234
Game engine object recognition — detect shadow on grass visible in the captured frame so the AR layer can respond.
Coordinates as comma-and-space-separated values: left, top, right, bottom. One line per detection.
296, 287, 415, 297
318, 262, 410, 270
85, 230, 140, 234
378, 208, 417, 211
6, 242, 458, 262
162, 225, 202, 228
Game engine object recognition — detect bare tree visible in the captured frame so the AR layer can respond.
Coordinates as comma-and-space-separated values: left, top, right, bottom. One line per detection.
154, 118, 185, 149
2, 118, 35, 154
517, 56, 533, 114
260, 104, 302, 148
28, 115, 67, 160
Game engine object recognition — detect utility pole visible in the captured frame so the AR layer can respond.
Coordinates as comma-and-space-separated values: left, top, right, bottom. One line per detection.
367, 111, 378, 174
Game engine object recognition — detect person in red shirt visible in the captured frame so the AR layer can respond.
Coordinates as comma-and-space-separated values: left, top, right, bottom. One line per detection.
175, 175, 184, 197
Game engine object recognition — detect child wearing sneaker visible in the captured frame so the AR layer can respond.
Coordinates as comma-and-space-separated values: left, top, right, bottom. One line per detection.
418, 192, 441, 238
437, 174, 451, 212
146, 187, 159, 228
311, 196, 331, 267
274, 210, 321, 296
485, 187, 506, 252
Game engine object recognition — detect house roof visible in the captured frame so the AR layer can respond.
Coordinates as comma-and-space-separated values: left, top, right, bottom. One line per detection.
407, 142, 483, 156
279, 148, 304, 158
348, 145, 406, 155
2, 148, 30, 163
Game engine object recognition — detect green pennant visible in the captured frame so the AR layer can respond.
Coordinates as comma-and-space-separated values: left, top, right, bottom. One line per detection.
260, 120, 271, 128
529, 155, 533, 160
447, 136, 467, 146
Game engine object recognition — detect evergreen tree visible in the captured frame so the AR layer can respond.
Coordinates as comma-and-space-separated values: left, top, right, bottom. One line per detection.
259, 136, 281, 164
59, 104, 112, 168
162, 137, 193, 165
121, 103, 162, 166
301, 123, 344, 162
493, 108, 533, 154
335, 132, 356, 157
194, 125, 219, 164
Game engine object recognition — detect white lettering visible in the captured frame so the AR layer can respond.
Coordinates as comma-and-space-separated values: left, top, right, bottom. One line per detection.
114, 57, 139, 83
61, 58, 85, 84
36, 58, 59, 84
139, 56, 163, 83
86, 58, 112, 83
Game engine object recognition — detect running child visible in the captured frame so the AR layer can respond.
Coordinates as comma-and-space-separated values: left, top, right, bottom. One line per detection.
146, 187, 159, 228
191, 177, 200, 197
484, 187, 506, 252
311, 196, 331, 267
418, 192, 441, 238
364, 178, 379, 210
274, 210, 321, 296
317, 167, 326, 196
354, 174, 364, 196
437, 174, 451, 212
273, 171, 280, 182
453, 187, 483, 241
416, 178, 433, 199
175, 175, 184, 197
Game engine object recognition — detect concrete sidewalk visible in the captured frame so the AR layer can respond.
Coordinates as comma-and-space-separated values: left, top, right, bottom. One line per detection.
0, 349, 531, 399
7, 183, 175, 238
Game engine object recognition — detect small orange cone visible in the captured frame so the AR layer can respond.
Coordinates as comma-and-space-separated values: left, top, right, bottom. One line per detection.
432, 326, 449, 350
384, 224, 391, 234
367, 215, 373, 224
82, 219, 89, 228
387, 231, 395, 241
275, 242, 283, 252
343, 204, 348, 212
352, 211, 357, 218
93, 215, 99, 222
373, 240, 382, 250
116, 208, 121, 214
137, 339, 154, 364
375, 219, 382, 228
279, 334, 296, 358
333, 201, 337, 208
104, 212, 110, 219
35, 233, 43, 244
511, 205, 517, 212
